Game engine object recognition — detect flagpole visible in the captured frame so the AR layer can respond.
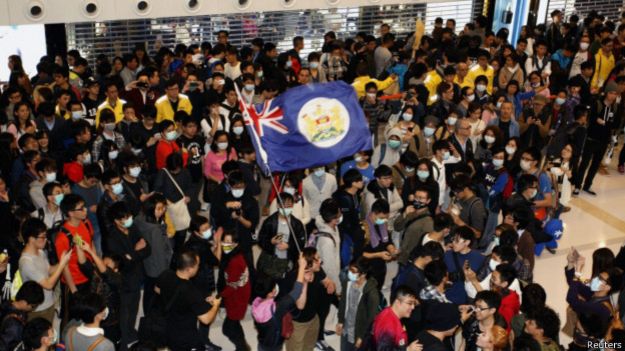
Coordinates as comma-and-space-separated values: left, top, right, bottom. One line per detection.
234, 84, 303, 254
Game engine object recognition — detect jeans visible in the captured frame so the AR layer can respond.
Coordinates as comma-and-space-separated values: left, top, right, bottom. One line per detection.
119, 290, 141, 350
223, 318, 248, 350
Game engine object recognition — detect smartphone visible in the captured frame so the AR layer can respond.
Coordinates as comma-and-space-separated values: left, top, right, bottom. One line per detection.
274, 234, 284, 242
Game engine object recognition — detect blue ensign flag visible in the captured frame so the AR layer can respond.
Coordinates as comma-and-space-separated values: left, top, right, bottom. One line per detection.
236, 81, 373, 174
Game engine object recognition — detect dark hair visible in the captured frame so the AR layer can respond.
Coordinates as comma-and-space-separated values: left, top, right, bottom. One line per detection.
60, 193, 85, 217
319, 198, 340, 223
433, 213, 453, 232
109, 201, 131, 222
75, 292, 106, 324
433, 139, 450, 153
410, 241, 444, 262
495, 263, 517, 287
475, 290, 502, 310
255, 274, 278, 298
142, 193, 167, 223
175, 248, 199, 270
492, 245, 517, 264
393, 285, 416, 303
101, 169, 120, 185
371, 199, 390, 214
42, 181, 61, 198
520, 283, 546, 314
22, 318, 52, 349
499, 227, 519, 247
592, 247, 615, 278
190, 214, 209, 234
517, 174, 538, 193
452, 226, 475, 246
159, 120, 174, 133
227, 170, 245, 187
350, 257, 372, 278
211, 130, 230, 153
16, 281, 44, 306
522, 147, 541, 163
21, 218, 48, 242
83, 163, 102, 180
450, 173, 473, 193
526, 307, 560, 340
17, 133, 37, 150
342, 169, 363, 188
166, 152, 184, 171
374, 165, 393, 178
424, 260, 447, 286
35, 158, 56, 175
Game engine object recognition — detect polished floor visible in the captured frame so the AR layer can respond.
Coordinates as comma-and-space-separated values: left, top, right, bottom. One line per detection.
206, 145, 625, 351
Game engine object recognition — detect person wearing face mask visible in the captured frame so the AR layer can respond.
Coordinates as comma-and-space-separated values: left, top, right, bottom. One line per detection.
28, 158, 58, 210
97, 140, 121, 174
229, 115, 251, 152
430, 140, 461, 209
434, 112, 459, 142
336, 258, 380, 351
63, 292, 116, 351
360, 82, 391, 146
96, 170, 126, 250
473, 75, 492, 105
155, 120, 188, 171
569, 36, 592, 79
211, 171, 259, 280
333, 170, 365, 262
103, 201, 149, 350
362, 200, 397, 290
394, 187, 434, 267
32, 182, 65, 234
22, 317, 59, 351
482, 148, 514, 243
176, 115, 206, 214
258, 193, 307, 278
565, 249, 622, 332
119, 155, 151, 212
340, 150, 375, 185
371, 128, 403, 167
216, 231, 252, 351
239, 73, 258, 105
302, 165, 338, 220
456, 87, 475, 118
204, 131, 238, 201
430, 82, 458, 124
519, 148, 554, 217
384, 106, 417, 140
475, 126, 503, 171
391, 151, 418, 195
364, 165, 404, 233
90, 108, 126, 164
412, 116, 438, 159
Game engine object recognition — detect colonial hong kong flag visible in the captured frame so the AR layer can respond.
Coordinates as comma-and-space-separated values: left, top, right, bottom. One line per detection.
236, 81, 372, 174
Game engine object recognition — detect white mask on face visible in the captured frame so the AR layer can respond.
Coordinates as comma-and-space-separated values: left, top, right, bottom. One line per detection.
492, 158, 504, 169
505, 146, 516, 155
520, 159, 532, 171
366, 93, 377, 99
233, 126, 244, 135
232, 189, 244, 198
130, 167, 141, 178
102, 307, 109, 320
46, 172, 57, 183
424, 127, 436, 137
489, 258, 500, 271
217, 142, 229, 150
484, 135, 496, 144
71, 111, 83, 120
580, 42, 590, 51
447, 117, 458, 125
466, 95, 475, 102
476, 84, 487, 93
283, 186, 296, 195
108, 150, 119, 160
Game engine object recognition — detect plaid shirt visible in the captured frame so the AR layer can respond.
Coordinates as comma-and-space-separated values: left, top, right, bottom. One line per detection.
361, 98, 390, 131
324, 55, 347, 81
419, 285, 451, 303
92, 132, 127, 162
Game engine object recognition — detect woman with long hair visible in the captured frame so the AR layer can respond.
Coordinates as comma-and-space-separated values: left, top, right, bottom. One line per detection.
7, 102, 36, 140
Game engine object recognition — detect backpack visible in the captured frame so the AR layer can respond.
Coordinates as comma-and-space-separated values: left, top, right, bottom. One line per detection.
138, 282, 183, 347
49, 220, 94, 265
37, 208, 65, 265
531, 55, 550, 74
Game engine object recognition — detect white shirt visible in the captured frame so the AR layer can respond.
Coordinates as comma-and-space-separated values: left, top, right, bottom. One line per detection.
224, 62, 242, 81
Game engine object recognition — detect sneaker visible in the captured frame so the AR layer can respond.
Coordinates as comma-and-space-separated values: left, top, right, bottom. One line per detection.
205, 341, 222, 351
323, 329, 336, 336
573, 189, 580, 196
583, 188, 597, 196
619, 165, 625, 174
546, 247, 557, 255
561, 206, 571, 213
316, 340, 335, 351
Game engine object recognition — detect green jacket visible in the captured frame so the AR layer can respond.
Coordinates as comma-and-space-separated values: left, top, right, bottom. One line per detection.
338, 276, 379, 342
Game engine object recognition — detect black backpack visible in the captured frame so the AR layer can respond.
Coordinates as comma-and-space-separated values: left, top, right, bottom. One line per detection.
36, 209, 65, 265
138, 282, 182, 347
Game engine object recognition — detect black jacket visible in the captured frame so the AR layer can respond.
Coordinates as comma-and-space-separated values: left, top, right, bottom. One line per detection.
105, 225, 150, 292
210, 191, 259, 249
0, 302, 27, 351
185, 235, 219, 296
258, 212, 306, 263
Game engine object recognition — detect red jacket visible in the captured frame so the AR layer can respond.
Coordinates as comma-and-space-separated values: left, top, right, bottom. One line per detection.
221, 253, 251, 320
498, 290, 520, 329
155, 140, 188, 170
63, 161, 84, 183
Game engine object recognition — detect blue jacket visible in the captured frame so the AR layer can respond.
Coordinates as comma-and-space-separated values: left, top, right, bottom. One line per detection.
488, 116, 520, 139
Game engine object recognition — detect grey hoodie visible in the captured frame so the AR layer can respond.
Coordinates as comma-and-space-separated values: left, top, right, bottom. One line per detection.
134, 214, 173, 278
315, 215, 342, 295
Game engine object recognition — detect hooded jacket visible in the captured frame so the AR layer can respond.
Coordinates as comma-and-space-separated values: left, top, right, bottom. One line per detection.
315, 215, 342, 295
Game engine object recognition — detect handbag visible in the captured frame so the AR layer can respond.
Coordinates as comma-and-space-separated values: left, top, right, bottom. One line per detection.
163, 169, 191, 231
281, 312, 294, 339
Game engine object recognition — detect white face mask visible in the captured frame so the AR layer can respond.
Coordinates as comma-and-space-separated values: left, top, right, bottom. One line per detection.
102, 307, 109, 320
476, 84, 487, 93
233, 126, 244, 135
217, 142, 229, 150
283, 186, 296, 195
505, 146, 516, 155
447, 117, 458, 125
466, 95, 475, 102
314, 168, 325, 177
46, 172, 57, 183
201, 228, 213, 240
402, 113, 413, 121
580, 42, 590, 51
489, 258, 500, 271
484, 135, 496, 144
424, 127, 436, 137
108, 150, 119, 160
82, 153, 92, 165
366, 93, 377, 99
130, 167, 141, 178
232, 189, 244, 198
520, 159, 532, 171
493, 158, 504, 169
71, 111, 83, 120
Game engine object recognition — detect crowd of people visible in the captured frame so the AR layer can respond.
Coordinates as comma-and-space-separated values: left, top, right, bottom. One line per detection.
0, 7, 624, 351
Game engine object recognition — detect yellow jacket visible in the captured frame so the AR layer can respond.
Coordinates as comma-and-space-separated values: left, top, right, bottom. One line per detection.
424, 70, 442, 105
352, 75, 396, 98
454, 75, 473, 89
155, 94, 193, 123
592, 51, 615, 89
95, 98, 126, 127
466, 64, 495, 94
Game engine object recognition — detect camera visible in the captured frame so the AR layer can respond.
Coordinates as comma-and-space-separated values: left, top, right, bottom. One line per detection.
189, 81, 199, 87
234, 208, 242, 216
137, 82, 149, 88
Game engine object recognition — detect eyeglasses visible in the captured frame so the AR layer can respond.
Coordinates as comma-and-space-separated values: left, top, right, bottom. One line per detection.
521, 157, 534, 162
36, 235, 47, 240
474, 305, 492, 312
399, 299, 417, 307
72, 207, 87, 212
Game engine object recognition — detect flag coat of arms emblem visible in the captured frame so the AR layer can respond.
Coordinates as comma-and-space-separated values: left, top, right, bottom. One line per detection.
237, 81, 372, 174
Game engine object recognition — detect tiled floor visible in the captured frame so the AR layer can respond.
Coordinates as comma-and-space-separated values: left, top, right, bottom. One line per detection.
207, 146, 625, 351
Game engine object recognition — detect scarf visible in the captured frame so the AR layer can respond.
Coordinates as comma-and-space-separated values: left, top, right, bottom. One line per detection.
366, 216, 388, 249
252, 297, 276, 323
